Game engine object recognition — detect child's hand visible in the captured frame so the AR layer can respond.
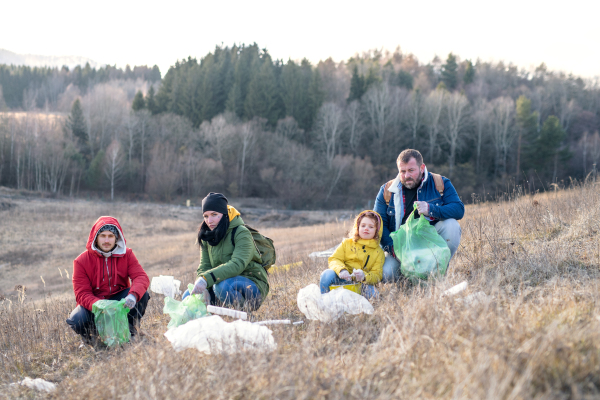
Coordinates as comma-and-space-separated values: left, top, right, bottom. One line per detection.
339, 270, 351, 280
352, 269, 365, 282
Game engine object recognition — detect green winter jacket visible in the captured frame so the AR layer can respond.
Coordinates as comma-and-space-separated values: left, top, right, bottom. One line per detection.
196, 206, 269, 299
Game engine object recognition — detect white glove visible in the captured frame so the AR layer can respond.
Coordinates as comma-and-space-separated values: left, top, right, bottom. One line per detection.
338, 270, 351, 281
352, 269, 365, 282
191, 277, 207, 295
124, 294, 136, 309
415, 201, 430, 216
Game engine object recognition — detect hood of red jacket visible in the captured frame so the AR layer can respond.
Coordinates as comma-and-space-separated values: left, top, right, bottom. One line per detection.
86, 216, 127, 257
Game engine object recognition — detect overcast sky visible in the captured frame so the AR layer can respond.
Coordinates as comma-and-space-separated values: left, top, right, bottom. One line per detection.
2, 0, 598, 78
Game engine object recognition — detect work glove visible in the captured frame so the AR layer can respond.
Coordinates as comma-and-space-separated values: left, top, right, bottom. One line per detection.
339, 270, 351, 281
191, 277, 207, 295
124, 294, 136, 309
202, 288, 211, 305
352, 269, 365, 282
415, 201, 430, 216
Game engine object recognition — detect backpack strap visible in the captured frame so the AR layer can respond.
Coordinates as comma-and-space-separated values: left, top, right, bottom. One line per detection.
230, 226, 239, 247
383, 180, 395, 205
431, 173, 445, 196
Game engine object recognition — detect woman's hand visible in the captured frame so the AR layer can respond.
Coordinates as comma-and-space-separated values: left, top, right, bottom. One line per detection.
191, 277, 207, 295
339, 270, 351, 281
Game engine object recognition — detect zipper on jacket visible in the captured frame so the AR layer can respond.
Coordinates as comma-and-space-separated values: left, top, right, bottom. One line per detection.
105, 258, 112, 294
363, 255, 370, 269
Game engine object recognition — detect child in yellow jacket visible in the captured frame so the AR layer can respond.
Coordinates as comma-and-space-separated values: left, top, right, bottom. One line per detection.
319, 210, 384, 299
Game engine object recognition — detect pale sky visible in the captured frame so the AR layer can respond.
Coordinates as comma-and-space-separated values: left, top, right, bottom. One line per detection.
2, 0, 599, 78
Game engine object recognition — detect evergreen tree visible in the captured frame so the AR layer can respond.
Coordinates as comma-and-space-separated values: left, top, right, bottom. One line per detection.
441, 53, 458, 90
532, 116, 567, 179
145, 86, 158, 114
515, 95, 539, 175
132, 90, 145, 111
244, 54, 280, 125
65, 99, 89, 156
396, 70, 414, 89
463, 60, 475, 85
347, 65, 365, 102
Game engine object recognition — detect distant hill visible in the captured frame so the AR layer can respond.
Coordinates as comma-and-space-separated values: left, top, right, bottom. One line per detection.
0, 48, 101, 70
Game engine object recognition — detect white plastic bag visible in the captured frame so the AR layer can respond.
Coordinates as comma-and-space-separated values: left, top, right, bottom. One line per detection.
164, 315, 276, 354
308, 245, 339, 258
150, 275, 181, 298
297, 284, 374, 323
14, 377, 56, 393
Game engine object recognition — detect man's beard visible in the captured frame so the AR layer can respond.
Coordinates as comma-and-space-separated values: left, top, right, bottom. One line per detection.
401, 171, 423, 189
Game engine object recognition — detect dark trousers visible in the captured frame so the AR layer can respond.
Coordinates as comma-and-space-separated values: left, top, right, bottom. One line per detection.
66, 288, 150, 340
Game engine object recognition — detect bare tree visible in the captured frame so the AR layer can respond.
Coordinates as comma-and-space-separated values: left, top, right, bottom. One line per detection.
441, 92, 470, 177
490, 97, 516, 177
315, 102, 344, 167
472, 98, 491, 173
408, 89, 423, 148
275, 116, 303, 141
136, 109, 151, 190
423, 89, 445, 162
104, 141, 124, 201
238, 119, 260, 196
363, 83, 402, 160
345, 100, 364, 155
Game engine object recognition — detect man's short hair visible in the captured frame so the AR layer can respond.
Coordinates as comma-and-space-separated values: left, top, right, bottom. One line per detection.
397, 149, 423, 166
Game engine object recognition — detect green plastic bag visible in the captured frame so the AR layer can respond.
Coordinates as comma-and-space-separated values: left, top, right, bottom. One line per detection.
92, 299, 131, 347
390, 204, 451, 280
163, 284, 208, 329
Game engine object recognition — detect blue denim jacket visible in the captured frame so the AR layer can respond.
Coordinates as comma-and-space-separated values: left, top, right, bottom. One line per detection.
374, 167, 465, 252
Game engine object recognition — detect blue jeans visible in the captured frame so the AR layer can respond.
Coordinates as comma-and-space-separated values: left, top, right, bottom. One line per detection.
319, 269, 379, 300
182, 276, 262, 311
382, 218, 462, 283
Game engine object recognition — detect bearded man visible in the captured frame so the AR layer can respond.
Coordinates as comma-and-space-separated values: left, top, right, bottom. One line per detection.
66, 216, 150, 344
374, 149, 464, 282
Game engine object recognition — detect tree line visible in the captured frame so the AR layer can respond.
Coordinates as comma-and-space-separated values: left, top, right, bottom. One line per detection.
0, 44, 598, 208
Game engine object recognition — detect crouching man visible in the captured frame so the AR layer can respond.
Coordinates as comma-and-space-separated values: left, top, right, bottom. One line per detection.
374, 149, 464, 282
66, 216, 150, 343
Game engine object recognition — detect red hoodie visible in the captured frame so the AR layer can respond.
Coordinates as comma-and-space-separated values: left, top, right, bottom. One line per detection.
72, 216, 149, 311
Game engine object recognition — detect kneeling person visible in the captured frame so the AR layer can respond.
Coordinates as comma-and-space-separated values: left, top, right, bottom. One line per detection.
67, 217, 150, 343
319, 210, 384, 299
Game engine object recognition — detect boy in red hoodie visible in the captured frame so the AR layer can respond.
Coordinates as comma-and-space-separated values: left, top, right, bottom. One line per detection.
66, 216, 150, 343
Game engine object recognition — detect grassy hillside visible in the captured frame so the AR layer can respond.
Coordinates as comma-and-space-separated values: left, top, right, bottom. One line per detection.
1, 182, 599, 399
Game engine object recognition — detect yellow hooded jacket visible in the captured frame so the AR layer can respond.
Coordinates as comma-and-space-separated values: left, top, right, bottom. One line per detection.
328, 210, 384, 285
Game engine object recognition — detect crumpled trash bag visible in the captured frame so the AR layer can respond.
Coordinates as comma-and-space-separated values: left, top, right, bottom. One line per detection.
297, 284, 374, 323
13, 377, 57, 393
150, 275, 182, 298
164, 315, 276, 354
390, 204, 451, 281
163, 284, 208, 329
92, 299, 131, 346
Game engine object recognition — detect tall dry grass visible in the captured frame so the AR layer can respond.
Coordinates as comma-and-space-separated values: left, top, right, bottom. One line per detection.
1, 182, 600, 399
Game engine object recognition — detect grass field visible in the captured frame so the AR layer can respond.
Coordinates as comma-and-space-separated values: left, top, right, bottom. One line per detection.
1, 182, 599, 399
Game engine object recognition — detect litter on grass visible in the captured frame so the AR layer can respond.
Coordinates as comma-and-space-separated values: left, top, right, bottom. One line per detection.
14, 377, 56, 393
150, 275, 182, 298
442, 281, 468, 297
308, 245, 339, 258
163, 284, 208, 329
206, 305, 247, 320
297, 284, 374, 323
164, 315, 276, 354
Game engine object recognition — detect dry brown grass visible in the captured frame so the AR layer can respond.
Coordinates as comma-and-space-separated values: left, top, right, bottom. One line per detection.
1, 182, 600, 399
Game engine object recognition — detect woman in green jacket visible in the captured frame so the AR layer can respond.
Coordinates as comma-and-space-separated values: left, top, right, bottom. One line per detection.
182, 193, 269, 311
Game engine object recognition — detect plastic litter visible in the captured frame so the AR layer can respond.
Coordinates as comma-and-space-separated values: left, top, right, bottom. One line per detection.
14, 377, 56, 392
442, 281, 468, 296
163, 284, 208, 329
459, 291, 488, 306
150, 275, 182, 298
206, 305, 248, 320
292, 321, 304, 325
308, 245, 339, 258
92, 299, 131, 346
164, 315, 276, 354
297, 284, 374, 323
254, 319, 291, 325
390, 204, 451, 280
